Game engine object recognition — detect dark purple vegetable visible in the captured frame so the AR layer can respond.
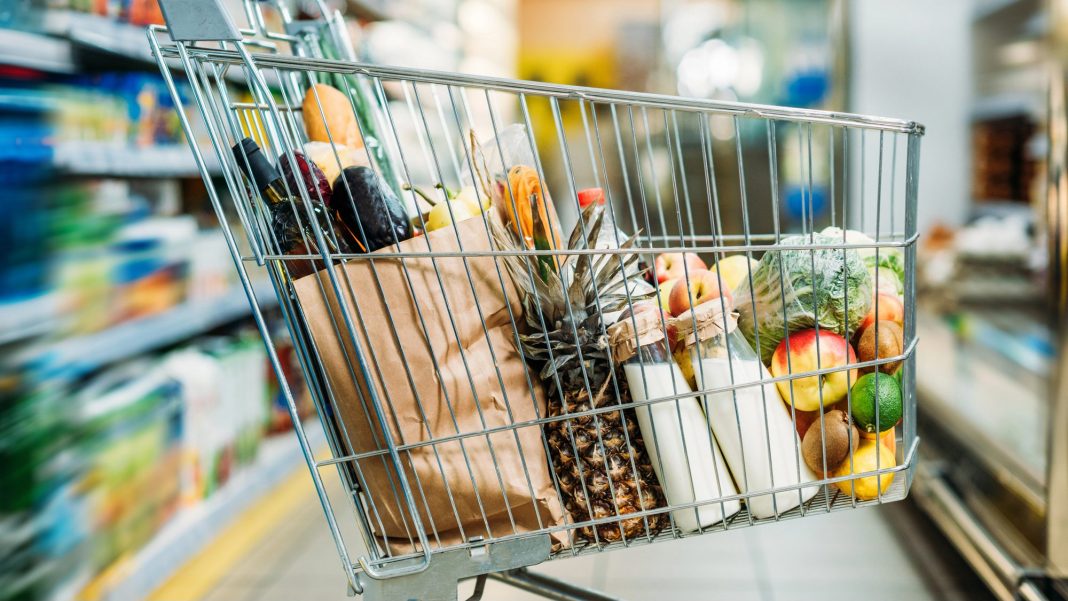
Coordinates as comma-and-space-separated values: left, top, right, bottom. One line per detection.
279, 151, 332, 207
333, 166, 411, 252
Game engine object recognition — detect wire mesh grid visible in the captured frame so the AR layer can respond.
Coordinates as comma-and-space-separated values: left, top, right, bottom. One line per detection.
150, 1, 922, 595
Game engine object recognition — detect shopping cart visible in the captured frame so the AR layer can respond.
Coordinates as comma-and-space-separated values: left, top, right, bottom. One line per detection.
149, 1, 923, 599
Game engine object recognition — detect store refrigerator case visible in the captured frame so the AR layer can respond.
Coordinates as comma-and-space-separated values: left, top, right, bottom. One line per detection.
909, 2, 1068, 598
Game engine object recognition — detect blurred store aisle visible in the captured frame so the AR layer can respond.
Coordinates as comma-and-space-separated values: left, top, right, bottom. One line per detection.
189, 478, 993, 601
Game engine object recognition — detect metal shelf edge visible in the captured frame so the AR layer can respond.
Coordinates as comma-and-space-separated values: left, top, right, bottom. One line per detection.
0, 28, 75, 73
54, 142, 220, 178
22, 280, 276, 377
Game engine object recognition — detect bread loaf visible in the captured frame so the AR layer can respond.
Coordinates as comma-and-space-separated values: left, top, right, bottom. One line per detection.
302, 83, 363, 149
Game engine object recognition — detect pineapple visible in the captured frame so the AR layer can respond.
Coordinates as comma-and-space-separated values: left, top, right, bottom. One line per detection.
495, 202, 667, 544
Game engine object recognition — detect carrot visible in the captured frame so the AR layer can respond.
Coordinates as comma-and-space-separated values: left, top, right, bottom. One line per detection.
503, 165, 562, 262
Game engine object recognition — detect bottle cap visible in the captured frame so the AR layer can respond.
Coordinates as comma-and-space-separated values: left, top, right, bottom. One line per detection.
577, 187, 605, 208
671, 297, 738, 347
608, 303, 667, 363
231, 137, 280, 192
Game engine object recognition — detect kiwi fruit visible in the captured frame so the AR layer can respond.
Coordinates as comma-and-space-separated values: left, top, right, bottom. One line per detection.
857, 320, 904, 375
801, 409, 860, 474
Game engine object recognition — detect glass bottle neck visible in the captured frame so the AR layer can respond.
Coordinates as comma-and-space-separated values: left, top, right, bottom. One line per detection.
261, 180, 290, 205
624, 340, 672, 365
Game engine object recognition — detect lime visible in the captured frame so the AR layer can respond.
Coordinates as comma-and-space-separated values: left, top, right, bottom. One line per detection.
850, 372, 901, 434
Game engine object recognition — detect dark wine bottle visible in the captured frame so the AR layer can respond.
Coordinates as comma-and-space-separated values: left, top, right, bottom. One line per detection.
232, 140, 360, 489
232, 138, 354, 279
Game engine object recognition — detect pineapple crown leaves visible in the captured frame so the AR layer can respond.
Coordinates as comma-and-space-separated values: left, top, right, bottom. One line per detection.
492, 202, 650, 383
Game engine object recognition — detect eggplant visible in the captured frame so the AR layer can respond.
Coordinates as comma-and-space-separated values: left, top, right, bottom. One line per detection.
279, 151, 333, 207
333, 166, 411, 252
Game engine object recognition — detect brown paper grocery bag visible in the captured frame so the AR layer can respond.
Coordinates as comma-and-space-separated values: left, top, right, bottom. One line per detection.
293, 216, 564, 552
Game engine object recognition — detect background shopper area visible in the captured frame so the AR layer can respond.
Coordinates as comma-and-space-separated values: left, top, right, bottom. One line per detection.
0, 0, 1066, 600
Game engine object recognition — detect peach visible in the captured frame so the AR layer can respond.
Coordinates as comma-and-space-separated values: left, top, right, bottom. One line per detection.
770, 329, 858, 412
858, 293, 904, 333
712, 254, 760, 294
653, 252, 707, 284
668, 269, 731, 317
656, 279, 678, 313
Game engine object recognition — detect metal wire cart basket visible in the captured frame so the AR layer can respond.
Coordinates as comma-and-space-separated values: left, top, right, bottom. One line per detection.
150, 1, 923, 599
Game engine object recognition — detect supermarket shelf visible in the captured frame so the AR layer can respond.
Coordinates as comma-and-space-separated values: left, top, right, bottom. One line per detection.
0, 293, 59, 346
972, 92, 1043, 121
43, 11, 158, 68
0, 28, 74, 73
916, 308, 1047, 507
919, 376, 1046, 509
20, 280, 277, 378
89, 425, 325, 601
39, 11, 278, 87
54, 142, 220, 178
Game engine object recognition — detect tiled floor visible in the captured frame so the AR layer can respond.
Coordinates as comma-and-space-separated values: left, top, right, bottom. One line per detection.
201, 485, 992, 601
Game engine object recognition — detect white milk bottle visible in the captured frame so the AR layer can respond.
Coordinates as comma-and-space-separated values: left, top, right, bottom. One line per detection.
608, 303, 739, 532
673, 300, 818, 519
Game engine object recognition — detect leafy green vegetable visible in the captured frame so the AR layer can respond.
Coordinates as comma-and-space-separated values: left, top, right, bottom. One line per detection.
734, 233, 873, 363
865, 252, 905, 295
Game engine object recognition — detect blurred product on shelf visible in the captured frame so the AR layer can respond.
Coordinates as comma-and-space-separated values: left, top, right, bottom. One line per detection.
265, 325, 316, 434
47, 0, 164, 25
164, 334, 269, 503
111, 215, 196, 322
971, 115, 1036, 203
53, 72, 192, 148
0, 326, 307, 601
75, 363, 184, 572
918, 214, 1045, 307
0, 80, 54, 309
46, 178, 242, 336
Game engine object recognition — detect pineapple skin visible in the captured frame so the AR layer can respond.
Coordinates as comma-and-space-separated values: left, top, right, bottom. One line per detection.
498, 203, 668, 545
543, 360, 667, 544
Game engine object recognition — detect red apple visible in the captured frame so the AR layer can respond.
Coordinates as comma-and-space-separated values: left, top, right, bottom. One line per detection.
858, 293, 904, 333
653, 252, 707, 284
793, 409, 820, 439
668, 269, 731, 317
769, 329, 858, 412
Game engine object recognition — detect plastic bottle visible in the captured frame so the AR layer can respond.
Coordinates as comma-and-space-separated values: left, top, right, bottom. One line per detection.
578, 187, 654, 301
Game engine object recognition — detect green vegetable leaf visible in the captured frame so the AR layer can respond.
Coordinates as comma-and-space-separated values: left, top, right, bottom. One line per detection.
734, 233, 873, 363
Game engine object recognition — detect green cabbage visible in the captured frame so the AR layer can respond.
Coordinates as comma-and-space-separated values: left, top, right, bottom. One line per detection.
866, 252, 905, 296
734, 233, 873, 363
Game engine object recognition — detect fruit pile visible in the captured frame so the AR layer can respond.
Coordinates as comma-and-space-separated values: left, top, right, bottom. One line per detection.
647, 227, 906, 501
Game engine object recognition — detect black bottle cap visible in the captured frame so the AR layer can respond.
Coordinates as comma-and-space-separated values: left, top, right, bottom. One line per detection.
231, 137, 280, 192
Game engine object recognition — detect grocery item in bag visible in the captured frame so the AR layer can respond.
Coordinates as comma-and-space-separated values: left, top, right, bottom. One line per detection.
293, 215, 564, 550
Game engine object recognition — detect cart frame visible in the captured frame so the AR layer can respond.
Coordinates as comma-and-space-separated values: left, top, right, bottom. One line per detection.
149, 1, 924, 599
